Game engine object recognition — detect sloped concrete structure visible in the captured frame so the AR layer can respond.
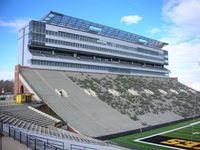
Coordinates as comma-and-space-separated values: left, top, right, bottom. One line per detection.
17, 67, 200, 138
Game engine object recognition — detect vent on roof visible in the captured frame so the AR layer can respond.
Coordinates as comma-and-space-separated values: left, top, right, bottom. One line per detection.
138, 39, 147, 45
89, 26, 102, 34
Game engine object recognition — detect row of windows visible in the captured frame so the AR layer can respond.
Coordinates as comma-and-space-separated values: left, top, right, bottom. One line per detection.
31, 59, 166, 76
45, 30, 162, 56
32, 59, 108, 71
30, 33, 45, 43
30, 47, 165, 69
29, 21, 45, 34
46, 30, 98, 43
31, 48, 165, 68
45, 38, 163, 62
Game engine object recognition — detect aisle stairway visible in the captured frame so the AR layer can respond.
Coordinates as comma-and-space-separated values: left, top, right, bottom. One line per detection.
0, 112, 106, 146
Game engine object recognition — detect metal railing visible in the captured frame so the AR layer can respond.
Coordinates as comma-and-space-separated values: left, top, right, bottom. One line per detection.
70, 144, 97, 150
1, 123, 64, 150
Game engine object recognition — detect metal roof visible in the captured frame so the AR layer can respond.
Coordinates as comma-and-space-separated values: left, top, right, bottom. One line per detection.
41, 11, 168, 49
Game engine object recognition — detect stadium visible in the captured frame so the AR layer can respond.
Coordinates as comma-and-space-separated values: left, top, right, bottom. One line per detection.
1, 11, 200, 150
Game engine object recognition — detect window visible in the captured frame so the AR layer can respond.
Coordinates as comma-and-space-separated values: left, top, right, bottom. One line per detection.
45, 30, 162, 57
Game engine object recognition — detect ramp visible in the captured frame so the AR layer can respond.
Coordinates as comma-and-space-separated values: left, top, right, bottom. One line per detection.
20, 68, 136, 137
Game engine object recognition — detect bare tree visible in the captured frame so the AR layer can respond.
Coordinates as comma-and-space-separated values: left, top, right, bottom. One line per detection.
0, 80, 14, 94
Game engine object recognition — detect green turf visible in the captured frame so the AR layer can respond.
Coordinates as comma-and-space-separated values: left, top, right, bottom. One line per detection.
163, 123, 200, 141
111, 118, 200, 150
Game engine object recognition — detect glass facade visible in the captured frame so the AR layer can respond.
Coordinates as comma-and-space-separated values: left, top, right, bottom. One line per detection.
19, 12, 170, 77
46, 30, 163, 57
45, 38, 163, 62
31, 59, 167, 76
42, 11, 168, 49
29, 20, 46, 45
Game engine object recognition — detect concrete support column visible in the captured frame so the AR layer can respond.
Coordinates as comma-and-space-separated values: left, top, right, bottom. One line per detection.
73, 53, 77, 57
14, 64, 20, 94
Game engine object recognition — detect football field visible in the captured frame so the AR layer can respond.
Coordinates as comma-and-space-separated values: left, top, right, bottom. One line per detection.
163, 121, 200, 141
112, 118, 200, 150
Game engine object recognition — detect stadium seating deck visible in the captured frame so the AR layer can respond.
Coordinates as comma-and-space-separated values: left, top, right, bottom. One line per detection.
0, 112, 108, 146
20, 68, 200, 137
67, 72, 199, 119
20, 68, 136, 137
0, 104, 59, 127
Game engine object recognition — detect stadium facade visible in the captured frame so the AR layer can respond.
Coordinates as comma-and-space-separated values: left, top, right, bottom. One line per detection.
13, 11, 200, 143
18, 11, 170, 77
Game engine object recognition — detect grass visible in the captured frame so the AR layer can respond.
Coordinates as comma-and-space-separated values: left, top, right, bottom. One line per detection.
163, 123, 200, 141
111, 118, 200, 150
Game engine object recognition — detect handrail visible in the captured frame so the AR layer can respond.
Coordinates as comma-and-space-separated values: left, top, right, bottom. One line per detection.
15, 125, 66, 143
70, 143, 98, 150
28, 134, 60, 150
1, 123, 65, 150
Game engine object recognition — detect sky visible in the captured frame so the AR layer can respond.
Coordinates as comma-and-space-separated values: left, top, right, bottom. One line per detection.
0, 0, 200, 91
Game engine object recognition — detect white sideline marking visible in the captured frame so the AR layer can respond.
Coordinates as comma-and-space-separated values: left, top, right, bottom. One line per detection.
190, 121, 200, 126
134, 120, 200, 149
134, 140, 184, 150
135, 121, 200, 141
193, 132, 200, 134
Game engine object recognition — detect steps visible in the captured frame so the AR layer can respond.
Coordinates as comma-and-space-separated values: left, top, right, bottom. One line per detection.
0, 112, 107, 146
0, 104, 59, 127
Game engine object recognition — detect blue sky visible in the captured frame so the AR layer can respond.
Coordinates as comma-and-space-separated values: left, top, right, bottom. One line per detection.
0, 0, 200, 91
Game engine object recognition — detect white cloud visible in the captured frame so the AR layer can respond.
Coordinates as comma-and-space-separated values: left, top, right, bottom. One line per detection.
166, 42, 200, 77
166, 42, 200, 65
0, 18, 30, 31
120, 15, 142, 25
161, 0, 200, 91
162, 0, 200, 40
149, 28, 161, 34
163, 0, 200, 26
165, 41, 200, 91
